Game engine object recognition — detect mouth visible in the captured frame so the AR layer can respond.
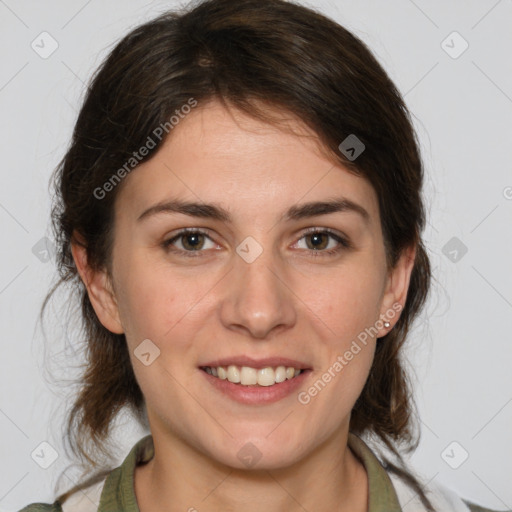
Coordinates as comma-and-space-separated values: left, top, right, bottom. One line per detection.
199, 365, 308, 387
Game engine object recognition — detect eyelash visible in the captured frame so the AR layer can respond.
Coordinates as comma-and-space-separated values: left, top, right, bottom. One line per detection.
161, 227, 351, 258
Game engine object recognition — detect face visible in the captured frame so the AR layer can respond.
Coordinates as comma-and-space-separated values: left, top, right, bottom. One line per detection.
76, 100, 413, 470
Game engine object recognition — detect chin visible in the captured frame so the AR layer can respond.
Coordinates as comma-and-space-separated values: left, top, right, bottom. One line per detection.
202, 430, 308, 471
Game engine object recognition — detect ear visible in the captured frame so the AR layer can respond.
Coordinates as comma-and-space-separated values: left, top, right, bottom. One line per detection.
71, 233, 124, 334
376, 244, 416, 337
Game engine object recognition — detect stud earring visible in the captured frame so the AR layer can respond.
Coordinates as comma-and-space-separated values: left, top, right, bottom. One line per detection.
384, 321, 391, 328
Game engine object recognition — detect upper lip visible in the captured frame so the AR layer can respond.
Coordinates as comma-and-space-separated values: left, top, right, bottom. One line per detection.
199, 356, 311, 370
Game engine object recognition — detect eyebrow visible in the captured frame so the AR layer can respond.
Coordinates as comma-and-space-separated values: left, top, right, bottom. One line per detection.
137, 196, 370, 224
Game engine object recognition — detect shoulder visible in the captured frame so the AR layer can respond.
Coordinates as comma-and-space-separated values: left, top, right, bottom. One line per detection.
18, 476, 106, 512
59, 477, 106, 512
427, 479, 511, 512
386, 467, 510, 512
17, 504, 62, 512
17, 435, 152, 512
463, 500, 512, 512
428, 481, 510, 512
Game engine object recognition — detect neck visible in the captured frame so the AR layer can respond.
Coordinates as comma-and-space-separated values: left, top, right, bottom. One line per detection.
135, 425, 368, 512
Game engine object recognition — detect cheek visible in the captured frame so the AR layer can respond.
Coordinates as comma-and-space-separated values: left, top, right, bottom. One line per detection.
297, 262, 385, 341
112, 254, 191, 342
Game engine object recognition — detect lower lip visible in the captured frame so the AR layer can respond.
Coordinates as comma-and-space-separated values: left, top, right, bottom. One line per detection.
199, 368, 312, 405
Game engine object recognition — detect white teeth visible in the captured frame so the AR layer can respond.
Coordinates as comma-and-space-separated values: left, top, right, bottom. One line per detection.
227, 365, 241, 383
275, 366, 287, 383
203, 365, 304, 386
257, 367, 275, 387
240, 366, 258, 385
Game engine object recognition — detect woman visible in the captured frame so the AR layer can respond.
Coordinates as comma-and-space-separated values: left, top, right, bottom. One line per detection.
19, 0, 508, 511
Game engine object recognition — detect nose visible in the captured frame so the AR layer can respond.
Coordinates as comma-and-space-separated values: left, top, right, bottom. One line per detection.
219, 244, 297, 339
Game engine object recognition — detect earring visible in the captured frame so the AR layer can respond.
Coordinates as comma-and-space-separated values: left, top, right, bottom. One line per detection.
384, 321, 391, 328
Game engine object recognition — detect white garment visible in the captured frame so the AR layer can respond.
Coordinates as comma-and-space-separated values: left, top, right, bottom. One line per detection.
61, 478, 106, 512
388, 471, 471, 512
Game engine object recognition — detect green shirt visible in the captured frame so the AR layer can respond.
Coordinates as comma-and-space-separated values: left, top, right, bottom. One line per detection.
18, 433, 508, 512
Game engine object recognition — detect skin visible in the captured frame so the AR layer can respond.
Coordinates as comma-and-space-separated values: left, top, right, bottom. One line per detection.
72, 100, 415, 512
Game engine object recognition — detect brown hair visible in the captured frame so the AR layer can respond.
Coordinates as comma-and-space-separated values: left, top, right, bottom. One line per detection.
44, 0, 433, 508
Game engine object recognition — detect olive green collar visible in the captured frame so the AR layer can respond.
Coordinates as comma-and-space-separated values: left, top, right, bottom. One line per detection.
98, 432, 401, 511
347, 433, 402, 511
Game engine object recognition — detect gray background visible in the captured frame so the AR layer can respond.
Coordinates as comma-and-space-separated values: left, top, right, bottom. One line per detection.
1, 0, 511, 510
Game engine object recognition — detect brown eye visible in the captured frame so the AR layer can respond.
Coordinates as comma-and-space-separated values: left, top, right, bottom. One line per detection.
180, 232, 206, 250
305, 232, 330, 250
295, 229, 351, 257
162, 229, 217, 256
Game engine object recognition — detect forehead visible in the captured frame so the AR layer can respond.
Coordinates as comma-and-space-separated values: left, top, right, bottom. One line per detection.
116, 100, 380, 224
